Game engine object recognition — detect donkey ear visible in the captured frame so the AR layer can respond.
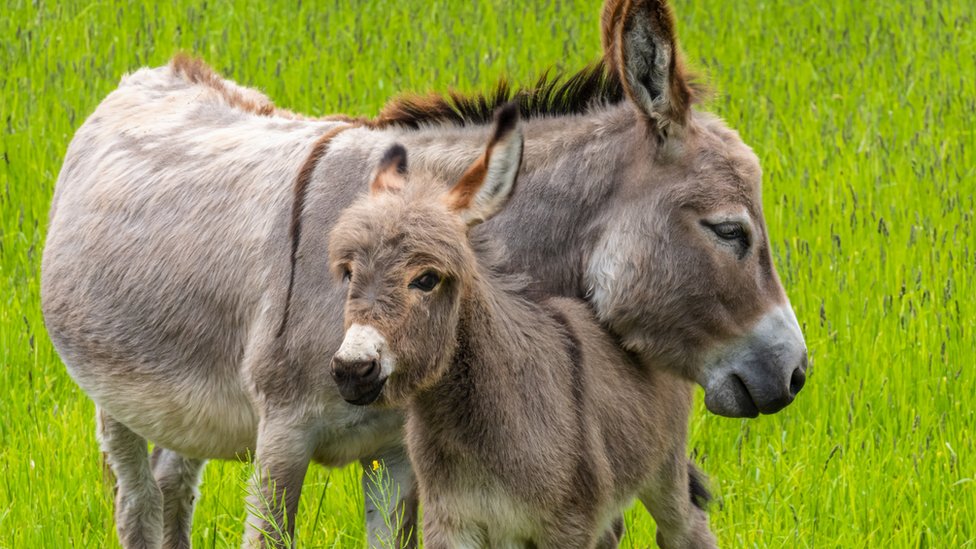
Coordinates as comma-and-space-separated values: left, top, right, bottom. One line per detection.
370, 144, 408, 195
444, 102, 523, 227
602, 0, 694, 132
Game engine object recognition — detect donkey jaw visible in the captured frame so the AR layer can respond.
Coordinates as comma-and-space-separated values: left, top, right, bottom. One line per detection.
700, 304, 808, 418
332, 324, 395, 406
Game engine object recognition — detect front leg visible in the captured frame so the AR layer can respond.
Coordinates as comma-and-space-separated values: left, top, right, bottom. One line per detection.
243, 419, 312, 548
421, 495, 484, 549
594, 515, 624, 549
639, 458, 717, 549
361, 445, 418, 549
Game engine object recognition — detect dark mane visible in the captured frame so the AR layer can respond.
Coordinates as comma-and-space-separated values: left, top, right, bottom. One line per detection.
372, 60, 625, 129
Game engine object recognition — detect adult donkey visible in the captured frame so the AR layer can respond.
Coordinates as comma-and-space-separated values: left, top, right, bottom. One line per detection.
42, 0, 807, 547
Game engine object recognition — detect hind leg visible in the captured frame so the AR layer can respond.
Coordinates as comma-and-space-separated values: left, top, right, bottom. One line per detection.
151, 447, 206, 549
638, 457, 716, 549
98, 408, 164, 549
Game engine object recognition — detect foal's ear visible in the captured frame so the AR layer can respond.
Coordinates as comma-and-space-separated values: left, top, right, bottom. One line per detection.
444, 102, 523, 227
370, 144, 408, 195
601, 0, 694, 132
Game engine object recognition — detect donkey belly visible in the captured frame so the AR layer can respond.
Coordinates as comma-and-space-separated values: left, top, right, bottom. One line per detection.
73, 355, 259, 459
43, 181, 269, 460
41, 86, 343, 459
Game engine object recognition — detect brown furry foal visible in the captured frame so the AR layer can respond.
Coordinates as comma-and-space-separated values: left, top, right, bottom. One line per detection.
329, 104, 717, 549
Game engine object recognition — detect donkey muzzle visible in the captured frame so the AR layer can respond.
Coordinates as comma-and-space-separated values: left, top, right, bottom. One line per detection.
331, 357, 386, 405
332, 323, 392, 406
701, 304, 808, 418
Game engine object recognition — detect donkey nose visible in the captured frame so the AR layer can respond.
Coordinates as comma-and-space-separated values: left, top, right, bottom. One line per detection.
331, 357, 380, 384
789, 354, 808, 398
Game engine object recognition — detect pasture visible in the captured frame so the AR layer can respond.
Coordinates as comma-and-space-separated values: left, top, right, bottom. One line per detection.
1, 0, 973, 547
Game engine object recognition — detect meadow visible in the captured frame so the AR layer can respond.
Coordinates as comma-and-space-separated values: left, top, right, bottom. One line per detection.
1, 0, 973, 547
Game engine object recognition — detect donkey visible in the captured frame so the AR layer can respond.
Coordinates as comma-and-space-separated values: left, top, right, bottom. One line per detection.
42, 0, 806, 547
330, 104, 718, 548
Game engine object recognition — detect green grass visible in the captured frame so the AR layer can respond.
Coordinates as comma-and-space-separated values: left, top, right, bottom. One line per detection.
1, 0, 973, 547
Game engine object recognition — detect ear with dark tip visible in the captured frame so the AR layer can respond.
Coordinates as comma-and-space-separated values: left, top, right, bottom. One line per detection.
444, 102, 523, 227
602, 0, 694, 132
370, 144, 408, 195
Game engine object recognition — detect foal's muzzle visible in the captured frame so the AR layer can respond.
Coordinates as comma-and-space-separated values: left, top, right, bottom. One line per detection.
331, 356, 386, 405
331, 323, 391, 406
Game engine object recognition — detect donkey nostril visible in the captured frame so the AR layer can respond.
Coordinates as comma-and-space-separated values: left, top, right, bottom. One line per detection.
789, 366, 806, 397
361, 359, 379, 380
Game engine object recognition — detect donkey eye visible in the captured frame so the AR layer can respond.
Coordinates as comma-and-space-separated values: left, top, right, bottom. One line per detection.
409, 271, 441, 292
709, 222, 747, 242
341, 266, 352, 282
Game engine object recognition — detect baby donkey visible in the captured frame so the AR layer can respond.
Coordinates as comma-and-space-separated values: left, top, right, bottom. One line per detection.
328, 104, 718, 549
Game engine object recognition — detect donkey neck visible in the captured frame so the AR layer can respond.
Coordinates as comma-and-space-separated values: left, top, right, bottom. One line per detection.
411, 266, 575, 436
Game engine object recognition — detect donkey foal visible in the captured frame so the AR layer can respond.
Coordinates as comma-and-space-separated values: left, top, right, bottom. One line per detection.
328, 104, 718, 548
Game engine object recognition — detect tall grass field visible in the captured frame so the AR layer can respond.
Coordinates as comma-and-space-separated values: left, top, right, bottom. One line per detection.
2, 0, 973, 547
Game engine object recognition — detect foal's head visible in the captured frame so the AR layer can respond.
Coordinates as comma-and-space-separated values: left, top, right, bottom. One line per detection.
328, 105, 523, 406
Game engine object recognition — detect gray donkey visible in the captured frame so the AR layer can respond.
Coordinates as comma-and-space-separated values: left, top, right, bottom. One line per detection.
41, 0, 807, 547
330, 103, 718, 548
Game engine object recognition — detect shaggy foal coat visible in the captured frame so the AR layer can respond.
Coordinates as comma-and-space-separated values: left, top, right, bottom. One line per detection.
329, 106, 717, 549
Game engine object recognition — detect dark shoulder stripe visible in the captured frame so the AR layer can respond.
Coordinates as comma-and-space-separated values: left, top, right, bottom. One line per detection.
276, 125, 356, 337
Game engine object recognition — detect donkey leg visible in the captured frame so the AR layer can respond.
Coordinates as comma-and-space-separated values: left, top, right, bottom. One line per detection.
361, 446, 418, 549
594, 515, 625, 549
150, 447, 206, 549
639, 458, 717, 549
242, 421, 312, 548
536, 511, 601, 549
420, 503, 484, 549
97, 407, 164, 549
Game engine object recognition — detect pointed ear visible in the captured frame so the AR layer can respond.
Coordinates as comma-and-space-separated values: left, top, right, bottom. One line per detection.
444, 102, 523, 227
370, 144, 408, 195
602, 0, 694, 132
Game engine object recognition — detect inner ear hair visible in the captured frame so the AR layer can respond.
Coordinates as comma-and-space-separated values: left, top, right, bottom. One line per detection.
488, 101, 520, 149
444, 102, 523, 225
371, 143, 408, 194
607, 0, 696, 132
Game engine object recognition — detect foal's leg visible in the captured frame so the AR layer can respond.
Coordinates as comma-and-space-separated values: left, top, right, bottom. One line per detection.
242, 420, 312, 548
97, 407, 164, 549
594, 515, 625, 549
361, 446, 419, 549
537, 510, 601, 549
420, 506, 484, 549
639, 457, 717, 549
150, 447, 206, 549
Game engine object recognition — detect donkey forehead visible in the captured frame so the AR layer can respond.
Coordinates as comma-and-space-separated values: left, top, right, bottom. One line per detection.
668, 116, 764, 213
332, 195, 470, 267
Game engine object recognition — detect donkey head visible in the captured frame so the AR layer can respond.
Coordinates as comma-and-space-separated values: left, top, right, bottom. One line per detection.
586, 0, 807, 416
328, 104, 523, 406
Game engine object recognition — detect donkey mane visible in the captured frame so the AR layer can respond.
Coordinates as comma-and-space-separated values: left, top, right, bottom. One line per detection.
169, 54, 702, 129
372, 61, 625, 129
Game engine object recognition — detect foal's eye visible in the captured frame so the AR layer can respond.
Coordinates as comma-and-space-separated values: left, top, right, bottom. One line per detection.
409, 271, 441, 292
341, 267, 352, 282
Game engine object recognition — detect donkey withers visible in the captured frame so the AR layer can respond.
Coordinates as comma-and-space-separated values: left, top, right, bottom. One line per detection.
329, 104, 717, 549
43, 0, 807, 546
